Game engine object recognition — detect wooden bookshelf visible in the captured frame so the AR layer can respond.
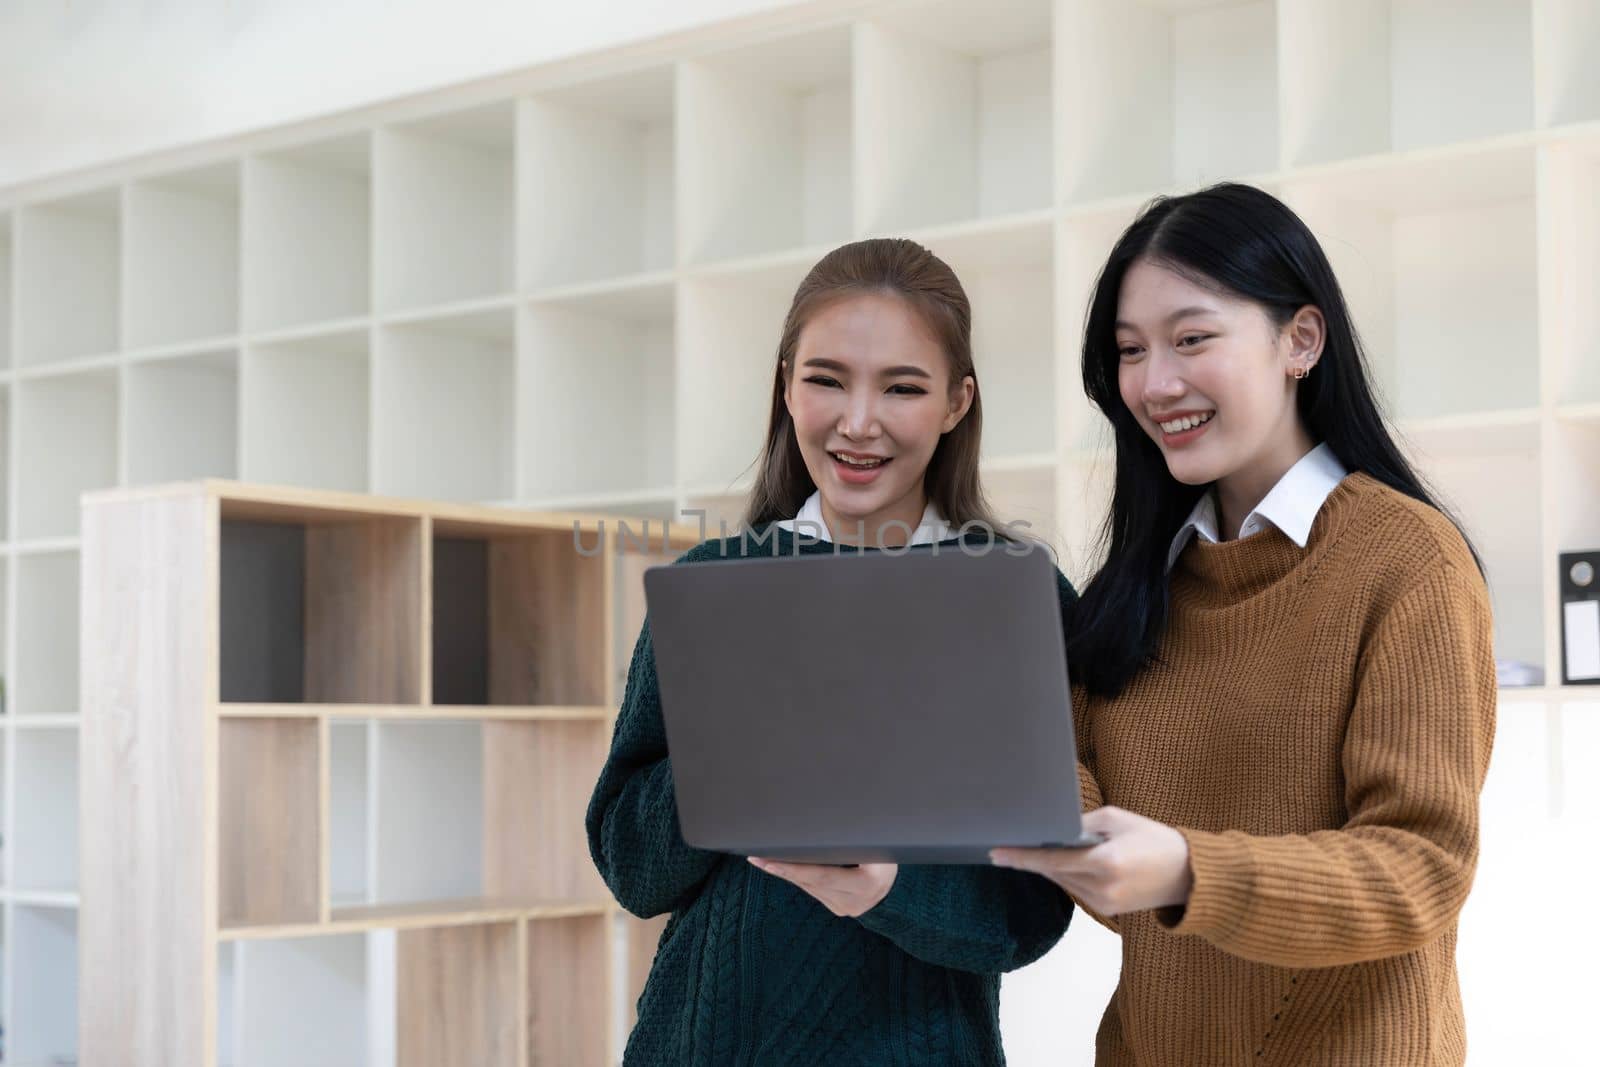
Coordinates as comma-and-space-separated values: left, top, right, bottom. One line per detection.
79, 480, 697, 1067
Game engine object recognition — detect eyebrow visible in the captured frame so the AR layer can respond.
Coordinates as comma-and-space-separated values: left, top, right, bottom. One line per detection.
1114, 306, 1220, 331
800, 357, 932, 380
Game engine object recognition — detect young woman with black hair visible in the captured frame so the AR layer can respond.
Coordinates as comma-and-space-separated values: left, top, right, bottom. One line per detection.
588, 237, 1075, 1065
993, 184, 1496, 1066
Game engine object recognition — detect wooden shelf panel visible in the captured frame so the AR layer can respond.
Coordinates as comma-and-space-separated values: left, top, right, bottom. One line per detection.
217, 702, 611, 721
219, 717, 322, 929
221, 897, 613, 940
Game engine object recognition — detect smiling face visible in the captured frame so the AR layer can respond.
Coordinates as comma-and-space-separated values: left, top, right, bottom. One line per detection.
1114, 257, 1323, 525
783, 291, 973, 545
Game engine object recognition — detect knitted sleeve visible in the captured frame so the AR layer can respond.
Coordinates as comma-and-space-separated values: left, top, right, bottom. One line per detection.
585, 550, 724, 918
1158, 558, 1496, 967
857, 864, 1071, 972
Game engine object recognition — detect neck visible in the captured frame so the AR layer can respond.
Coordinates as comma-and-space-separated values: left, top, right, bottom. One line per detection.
821, 489, 928, 547
1214, 427, 1317, 541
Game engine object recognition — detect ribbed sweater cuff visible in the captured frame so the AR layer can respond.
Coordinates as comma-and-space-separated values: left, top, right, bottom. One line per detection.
1158, 828, 1255, 938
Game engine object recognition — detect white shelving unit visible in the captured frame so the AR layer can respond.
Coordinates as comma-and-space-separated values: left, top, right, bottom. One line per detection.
3, 1, 1599, 1064
858, 0, 1054, 231
374, 306, 515, 502
520, 67, 676, 290
376, 105, 516, 313
241, 327, 370, 492
123, 163, 240, 352
125, 349, 240, 485
242, 135, 371, 334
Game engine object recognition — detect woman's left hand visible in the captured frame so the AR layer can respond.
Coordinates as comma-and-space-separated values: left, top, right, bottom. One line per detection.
748, 857, 898, 918
990, 806, 1193, 917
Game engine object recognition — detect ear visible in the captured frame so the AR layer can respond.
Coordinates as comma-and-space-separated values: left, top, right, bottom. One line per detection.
942, 375, 976, 434
1284, 305, 1326, 378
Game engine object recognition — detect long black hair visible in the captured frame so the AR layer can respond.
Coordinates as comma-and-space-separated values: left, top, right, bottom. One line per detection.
1068, 183, 1479, 698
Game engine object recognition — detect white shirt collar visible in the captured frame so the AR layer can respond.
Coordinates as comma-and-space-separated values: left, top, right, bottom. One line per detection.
774, 490, 954, 546
1166, 442, 1348, 571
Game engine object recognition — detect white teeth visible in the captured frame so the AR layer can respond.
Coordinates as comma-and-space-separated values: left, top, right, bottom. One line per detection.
833, 452, 886, 468
1159, 412, 1213, 434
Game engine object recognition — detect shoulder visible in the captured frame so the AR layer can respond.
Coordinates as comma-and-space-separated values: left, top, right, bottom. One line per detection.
1324, 473, 1486, 614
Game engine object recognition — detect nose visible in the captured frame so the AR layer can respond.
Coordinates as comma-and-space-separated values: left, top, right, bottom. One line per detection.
1140, 349, 1186, 410
837, 386, 882, 441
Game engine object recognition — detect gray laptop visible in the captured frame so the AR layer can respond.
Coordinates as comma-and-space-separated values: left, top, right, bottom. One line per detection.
643, 543, 1100, 864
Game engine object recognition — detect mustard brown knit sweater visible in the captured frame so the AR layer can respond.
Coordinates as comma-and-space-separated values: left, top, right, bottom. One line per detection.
1075, 472, 1497, 1066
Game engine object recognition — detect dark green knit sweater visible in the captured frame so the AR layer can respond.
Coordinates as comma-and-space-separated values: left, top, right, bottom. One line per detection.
586, 524, 1077, 1066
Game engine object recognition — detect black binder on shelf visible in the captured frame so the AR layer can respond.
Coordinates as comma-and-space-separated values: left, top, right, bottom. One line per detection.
1560, 551, 1600, 686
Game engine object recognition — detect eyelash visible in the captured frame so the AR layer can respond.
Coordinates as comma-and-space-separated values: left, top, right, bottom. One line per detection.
1117, 334, 1212, 359
804, 375, 926, 396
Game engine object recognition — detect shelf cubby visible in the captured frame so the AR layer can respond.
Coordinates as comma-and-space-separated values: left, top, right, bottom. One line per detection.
369, 720, 484, 906
856, 0, 1052, 232
678, 260, 805, 492
14, 550, 80, 718
483, 720, 610, 901
12, 727, 80, 893
921, 215, 1055, 460
223, 932, 376, 1067
376, 104, 515, 312
519, 67, 675, 290
679, 27, 854, 265
1281, 0, 1534, 168
14, 187, 121, 366
10, 903, 79, 1064
124, 162, 241, 349
15, 367, 119, 540
1401, 418, 1544, 670
520, 281, 675, 501
528, 914, 610, 1066
395, 921, 520, 1064
1535, 0, 1600, 127
430, 520, 608, 708
1285, 143, 1540, 421
374, 307, 514, 502
1, 213, 12, 369
1549, 421, 1600, 682
1540, 137, 1600, 406
243, 134, 371, 332
0, 384, 10, 537
125, 348, 240, 485
1058, 0, 1278, 202
219, 717, 322, 930
218, 510, 424, 704
242, 327, 371, 492
328, 719, 372, 910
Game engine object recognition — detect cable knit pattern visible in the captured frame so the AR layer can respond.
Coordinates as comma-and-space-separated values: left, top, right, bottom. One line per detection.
1075, 473, 1496, 1066
587, 525, 1075, 1065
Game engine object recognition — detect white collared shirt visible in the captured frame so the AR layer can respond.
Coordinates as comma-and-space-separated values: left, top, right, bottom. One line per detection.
1166, 442, 1349, 571
774, 490, 955, 545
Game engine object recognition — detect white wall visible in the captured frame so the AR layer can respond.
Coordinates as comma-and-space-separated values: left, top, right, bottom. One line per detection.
0, 0, 803, 189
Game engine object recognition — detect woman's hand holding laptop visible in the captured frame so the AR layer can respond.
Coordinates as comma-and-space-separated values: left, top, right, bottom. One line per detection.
746, 858, 898, 918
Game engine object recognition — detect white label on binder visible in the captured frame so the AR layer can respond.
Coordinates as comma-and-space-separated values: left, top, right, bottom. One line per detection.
1566, 600, 1600, 681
